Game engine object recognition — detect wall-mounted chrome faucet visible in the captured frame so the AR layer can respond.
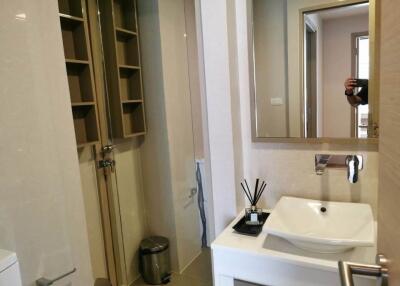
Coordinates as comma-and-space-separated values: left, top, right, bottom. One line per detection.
346, 155, 360, 183
315, 154, 363, 183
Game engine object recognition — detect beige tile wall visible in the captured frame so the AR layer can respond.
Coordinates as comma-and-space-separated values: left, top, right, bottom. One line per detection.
78, 148, 108, 279
246, 144, 378, 217
112, 140, 148, 284
0, 0, 93, 284
138, 0, 202, 273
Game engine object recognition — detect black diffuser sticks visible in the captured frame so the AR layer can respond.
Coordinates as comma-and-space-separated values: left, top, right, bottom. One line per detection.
240, 179, 267, 206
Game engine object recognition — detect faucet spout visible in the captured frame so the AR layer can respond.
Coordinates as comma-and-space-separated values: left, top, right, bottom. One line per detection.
315, 154, 331, 175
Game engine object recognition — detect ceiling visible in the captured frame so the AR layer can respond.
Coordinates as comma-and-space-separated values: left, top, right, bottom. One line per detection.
309, 3, 369, 20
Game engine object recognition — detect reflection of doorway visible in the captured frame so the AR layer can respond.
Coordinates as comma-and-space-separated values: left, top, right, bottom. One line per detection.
304, 21, 317, 138
302, 2, 369, 138
351, 32, 369, 138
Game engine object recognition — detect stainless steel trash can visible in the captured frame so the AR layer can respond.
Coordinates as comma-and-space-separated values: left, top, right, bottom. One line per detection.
139, 236, 171, 285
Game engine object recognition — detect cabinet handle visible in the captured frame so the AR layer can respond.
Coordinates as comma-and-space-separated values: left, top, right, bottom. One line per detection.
189, 188, 198, 198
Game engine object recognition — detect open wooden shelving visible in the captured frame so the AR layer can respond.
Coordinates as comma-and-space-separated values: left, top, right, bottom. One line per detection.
58, 0, 83, 17
58, 0, 100, 147
119, 66, 142, 101
72, 101, 96, 107
112, 0, 137, 32
60, 16, 88, 61
116, 32, 139, 66
99, 0, 146, 138
115, 27, 137, 39
72, 104, 99, 147
122, 103, 146, 136
66, 61, 93, 102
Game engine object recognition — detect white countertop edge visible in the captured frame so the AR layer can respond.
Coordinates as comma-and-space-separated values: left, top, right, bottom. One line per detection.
212, 243, 342, 273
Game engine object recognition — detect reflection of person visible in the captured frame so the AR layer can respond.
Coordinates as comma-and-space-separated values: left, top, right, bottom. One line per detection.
344, 77, 368, 107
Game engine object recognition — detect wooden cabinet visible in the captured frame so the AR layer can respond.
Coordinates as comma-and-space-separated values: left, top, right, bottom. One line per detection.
99, 0, 146, 138
58, 0, 146, 144
58, 0, 100, 147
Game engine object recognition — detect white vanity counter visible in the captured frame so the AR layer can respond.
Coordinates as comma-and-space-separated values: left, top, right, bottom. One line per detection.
211, 210, 376, 286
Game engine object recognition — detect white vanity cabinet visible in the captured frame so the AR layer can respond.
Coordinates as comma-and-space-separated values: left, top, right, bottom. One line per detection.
211, 211, 376, 286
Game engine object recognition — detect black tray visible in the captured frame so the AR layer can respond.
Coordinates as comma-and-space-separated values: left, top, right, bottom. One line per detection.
232, 212, 270, 236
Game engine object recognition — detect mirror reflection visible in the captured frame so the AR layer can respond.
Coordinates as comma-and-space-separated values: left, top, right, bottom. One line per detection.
251, 0, 377, 139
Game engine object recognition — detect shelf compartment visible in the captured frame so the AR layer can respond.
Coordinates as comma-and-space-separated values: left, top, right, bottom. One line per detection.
113, 0, 137, 32
122, 102, 145, 136
72, 105, 99, 146
71, 101, 96, 107
60, 17, 88, 61
66, 59, 89, 65
60, 14, 84, 24
99, 0, 146, 139
116, 32, 139, 66
121, 99, 142, 104
115, 27, 137, 40
58, 0, 83, 20
119, 68, 142, 101
119, 65, 140, 71
66, 61, 94, 103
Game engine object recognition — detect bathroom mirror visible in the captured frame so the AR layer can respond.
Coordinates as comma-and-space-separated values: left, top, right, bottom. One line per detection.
249, 0, 379, 142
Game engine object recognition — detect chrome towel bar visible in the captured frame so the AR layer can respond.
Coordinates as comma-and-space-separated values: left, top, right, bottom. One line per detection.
36, 267, 77, 286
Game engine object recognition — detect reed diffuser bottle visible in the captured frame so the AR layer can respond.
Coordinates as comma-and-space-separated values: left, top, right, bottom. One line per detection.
241, 179, 266, 225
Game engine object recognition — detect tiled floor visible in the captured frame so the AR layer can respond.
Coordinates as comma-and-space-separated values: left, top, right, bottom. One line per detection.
133, 248, 213, 286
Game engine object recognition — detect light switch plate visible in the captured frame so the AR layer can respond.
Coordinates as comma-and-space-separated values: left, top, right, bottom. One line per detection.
270, 98, 283, 106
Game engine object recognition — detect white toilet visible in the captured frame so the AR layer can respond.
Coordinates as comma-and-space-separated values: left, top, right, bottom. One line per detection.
0, 249, 22, 286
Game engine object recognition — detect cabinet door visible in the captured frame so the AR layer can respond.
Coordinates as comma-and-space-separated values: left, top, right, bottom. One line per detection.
377, 0, 400, 284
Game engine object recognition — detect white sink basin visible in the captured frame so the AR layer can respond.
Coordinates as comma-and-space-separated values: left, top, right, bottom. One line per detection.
263, 196, 375, 253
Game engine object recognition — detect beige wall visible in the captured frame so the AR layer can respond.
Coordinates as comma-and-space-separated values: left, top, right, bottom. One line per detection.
185, 0, 205, 160
235, 0, 378, 218
138, 0, 180, 270
78, 149, 108, 279
156, 0, 201, 271
199, 0, 240, 237
111, 141, 148, 284
0, 0, 93, 284
322, 14, 369, 137
253, 0, 288, 137
138, 0, 201, 273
